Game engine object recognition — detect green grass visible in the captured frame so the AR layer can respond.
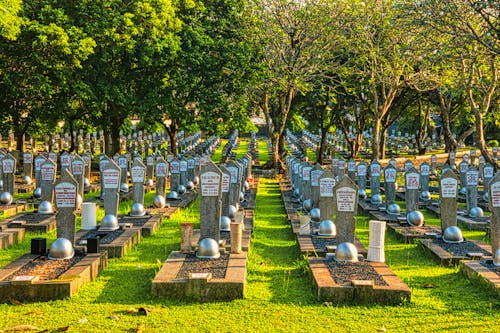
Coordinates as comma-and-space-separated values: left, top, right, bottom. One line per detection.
257, 138, 270, 166
1, 178, 500, 331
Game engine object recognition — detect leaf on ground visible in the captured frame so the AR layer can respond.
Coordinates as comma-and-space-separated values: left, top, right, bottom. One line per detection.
53, 326, 70, 332
136, 324, 146, 333
423, 284, 435, 288
24, 311, 44, 316
109, 314, 120, 321
8, 325, 39, 331
378, 324, 387, 332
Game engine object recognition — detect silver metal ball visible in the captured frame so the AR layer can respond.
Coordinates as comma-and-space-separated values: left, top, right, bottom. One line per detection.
99, 214, 119, 231
153, 195, 166, 208
443, 226, 464, 243
358, 189, 367, 199
84, 178, 91, 188
310, 208, 321, 222
38, 201, 54, 214
130, 202, 146, 216
494, 248, 500, 267
48, 238, 74, 260
239, 191, 245, 202
120, 183, 129, 192
420, 191, 431, 201
318, 220, 336, 237
22, 176, 32, 185
197, 238, 220, 259
407, 210, 424, 227
335, 242, 359, 262
220, 216, 231, 232
387, 203, 401, 215
293, 188, 300, 198
469, 206, 484, 218
178, 184, 186, 195
303, 199, 312, 212
243, 181, 250, 191
193, 176, 199, 185
146, 179, 154, 187
483, 192, 489, 202
228, 205, 238, 219
0, 191, 13, 205
167, 191, 179, 200
186, 181, 194, 190
33, 187, 42, 199
459, 187, 467, 195
371, 194, 382, 205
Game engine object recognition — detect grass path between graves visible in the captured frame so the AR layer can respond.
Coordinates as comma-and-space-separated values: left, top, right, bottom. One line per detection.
1, 180, 500, 331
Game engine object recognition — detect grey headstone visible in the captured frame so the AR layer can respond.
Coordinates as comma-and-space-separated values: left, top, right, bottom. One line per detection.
1, 153, 16, 195
199, 160, 223, 241
420, 162, 430, 192
465, 166, 479, 211
301, 162, 312, 202
459, 160, 468, 191
71, 154, 85, 199
179, 157, 188, 186
131, 158, 146, 205
334, 176, 359, 244
318, 170, 336, 222
102, 159, 121, 216
405, 167, 420, 213
488, 172, 500, 254
155, 157, 168, 197
60, 152, 72, 174
40, 158, 57, 203
99, 155, 109, 198
219, 164, 231, 217
187, 157, 195, 183
347, 159, 356, 181
118, 155, 129, 186
146, 155, 155, 182
23, 152, 33, 179
227, 160, 242, 209
169, 158, 180, 192
369, 160, 381, 196
478, 155, 485, 179
431, 155, 438, 175
484, 163, 495, 191
470, 149, 477, 166
54, 169, 78, 244
81, 152, 92, 182
449, 151, 456, 170
310, 164, 324, 209
440, 169, 458, 232
384, 164, 397, 206
357, 162, 367, 192
34, 154, 46, 187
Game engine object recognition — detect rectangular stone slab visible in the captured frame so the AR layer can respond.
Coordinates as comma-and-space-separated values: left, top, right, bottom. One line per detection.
75, 228, 141, 258
460, 260, 500, 297
418, 239, 492, 266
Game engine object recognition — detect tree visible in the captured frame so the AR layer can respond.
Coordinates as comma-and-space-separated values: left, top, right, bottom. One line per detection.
0, 0, 22, 40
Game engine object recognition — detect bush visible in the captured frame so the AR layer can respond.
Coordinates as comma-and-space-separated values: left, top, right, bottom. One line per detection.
488, 140, 499, 147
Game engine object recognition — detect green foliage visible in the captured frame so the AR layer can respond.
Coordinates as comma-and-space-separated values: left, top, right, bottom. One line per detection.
0, 0, 22, 40
488, 140, 499, 147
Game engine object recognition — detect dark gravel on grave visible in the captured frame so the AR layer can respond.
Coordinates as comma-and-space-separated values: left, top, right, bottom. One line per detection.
119, 216, 151, 226
480, 261, 500, 276
432, 239, 492, 256
326, 261, 388, 286
311, 237, 336, 250
397, 225, 441, 235
7, 254, 84, 281
79, 229, 124, 245
176, 253, 229, 280
12, 213, 54, 223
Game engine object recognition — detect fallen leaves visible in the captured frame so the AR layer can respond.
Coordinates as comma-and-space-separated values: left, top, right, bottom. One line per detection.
8, 325, 39, 331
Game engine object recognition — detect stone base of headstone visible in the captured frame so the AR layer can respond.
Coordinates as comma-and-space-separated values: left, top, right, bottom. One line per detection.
0, 226, 25, 250
118, 214, 162, 237
75, 227, 141, 258
297, 235, 367, 257
308, 257, 411, 305
386, 223, 442, 244
230, 222, 243, 254
168, 191, 197, 208
3, 213, 56, 233
457, 214, 490, 231
418, 238, 492, 266
0, 251, 107, 302
460, 260, 500, 297
146, 205, 178, 218
0, 202, 29, 218
151, 251, 247, 302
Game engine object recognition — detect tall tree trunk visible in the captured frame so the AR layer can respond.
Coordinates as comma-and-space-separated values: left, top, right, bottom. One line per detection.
438, 92, 458, 153
164, 123, 178, 156
317, 126, 328, 164
68, 120, 76, 153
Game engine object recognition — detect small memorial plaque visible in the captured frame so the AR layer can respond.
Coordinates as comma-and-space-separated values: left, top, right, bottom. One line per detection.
491, 182, 500, 207
420, 164, 430, 176
319, 178, 336, 198
336, 187, 356, 212
311, 170, 323, 187
222, 173, 230, 193
131, 166, 145, 183
103, 169, 120, 189
406, 172, 420, 190
357, 164, 367, 177
348, 161, 356, 172
484, 166, 494, 178
71, 160, 84, 175
24, 153, 33, 164
466, 171, 479, 186
441, 177, 458, 198
147, 156, 154, 166
201, 171, 220, 196
156, 162, 167, 177
180, 160, 188, 172
170, 161, 180, 174
2, 159, 14, 173
385, 169, 396, 183
118, 157, 128, 169
370, 164, 380, 177
302, 166, 311, 181
54, 182, 77, 208
41, 164, 55, 181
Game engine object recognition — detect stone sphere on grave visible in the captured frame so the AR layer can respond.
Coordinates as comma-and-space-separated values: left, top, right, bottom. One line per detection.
406, 210, 424, 227
146, 179, 154, 187
494, 248, 500, 267
302, 199, 312, 213
318, 220, 336, 237
99, 214, 119, 231
178, 184, 186, 195
120, 183, 129, 193
167, 191, 179, 200
197, 238, 220, 259
33, 187, 42, 199
48, 238, 74, 260
420, 191, 431, 201
228, 205, 238, 219
22, 175, 32, 185
335, 242, 359, 262
310, 208, 321, 222
469, 207, 484, 218
370, 194, 382, 205
130, 202, 146, 217
358, 189, 367, 199
0, 191, 13, 205
186, 181, 194, 190
153, 195, 166, 208
443, 226, 464, 243
83, 178, 91, 188
38, 201, 54, 214
387, 203, 401, 215
220, 216, 231, 232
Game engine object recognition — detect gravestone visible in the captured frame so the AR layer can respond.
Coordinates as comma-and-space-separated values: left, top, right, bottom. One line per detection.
301, 162, 312, 202
478, 155, 485, 180
367, 220, 386, 262
199, 160, 223, 242
48, 151, 57, 163
347, 159, 356, 181
470, 149, 477, 166
370, 160, 381, 197
179, 157, 188, 186
357, 162, 367, 195
439, 169, 458, 232
118, 155, 129, 187
219, 164, 231, 217
334, 176, 359, 244
146, 155, 155, 184
54, 169, 78, 244
404, 160, 414, 173
60, 152, 72, 174
431, 155, 438, 175
420, 162, 430, 193
81, 152, 92, 184
384, 164, 397, 206
389, 158, 397, 169
227, 160, 242, 209
99, 155, 110, 198
449, 151, 456, 170
23, 152, 33, 179
102, 159, 121, 216
488, 172, 500, 255
34, 155, 47, 188
131, 159, 146, 205
1, 153, 16, 195
318, 170, 336, 222
405, 167, 420, 213
155, 157, 168, 197
310, 164, 324, 209
194, 155, 201, 181
71, 154, 85, 201
187, 157, 195, 183
458, 160, 469, 194
337, 158, 345, 178
40, 159, 57, 203
493, 147, 498, 161
332, 158, 339, 178
484, 163, 494, 196
169, 158, 180, 193
465, 166, 479, 212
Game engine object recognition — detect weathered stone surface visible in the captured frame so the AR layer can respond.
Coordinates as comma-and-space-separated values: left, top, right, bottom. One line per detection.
404, 167, 420, 213
102, 159, 121, 216
54, 169, 78, 244
334, 176, 358, 245
155, 157, 168, 197
131, 158, 146, 204
199, 160, 223, 241
383, 164, 397, 206
439, 169, 459, 232
488, 172, 500, 254
318, 170, 336, 222
40, 158, 57, 203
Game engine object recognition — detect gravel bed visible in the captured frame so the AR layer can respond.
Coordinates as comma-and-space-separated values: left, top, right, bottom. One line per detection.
176, 253, 229, 280
79, 229, 124, 245
432, 239, 492, 256
7, 254, 84, 281
11, 213, 54, 223
480, 260, 500, 276
119, 216, 151, 225
311, 237, 337, 250
326, 261, 388, 286
396, 225, 441, 235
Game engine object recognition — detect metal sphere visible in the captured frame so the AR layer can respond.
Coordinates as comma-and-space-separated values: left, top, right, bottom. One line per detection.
38, 201, 54, 214
193, 176, 199, 185
318, 220, 336, 237
303, 199, 313, 213
146, 179, 154, 187
243, 181, 250, 191
335, 242, 359, 262
22, 176, 32, 185
99, 214, 119, 231
220, 216, 231, 232
186, 181, 194, 190
33, 187, 42, 199
483, 192, 489, 202
0, 179, 3, 189
228, 205, 238, 219
48, 238, 74, 260
239, 191, 245, 202
406, 210, 424, 227
469, 206, 484, 218
420, 191, 431, 201
167, 191, 179, 200
120, 183, 129, 193
459, 187, 467, 195
387, 203, 401, 215
153, 195, 166, 208
443, 226, 464, 243
310, 208, 321, 222
293, 188, 300, 198
130, 202, 146, 217
83, 178, 91, 188
197, 238, 220, 259
358, 189, 367, 199
371, 194, 382, 205
178, 184, 186, 195
493, 248, 500, 267
0, 191, 13, 205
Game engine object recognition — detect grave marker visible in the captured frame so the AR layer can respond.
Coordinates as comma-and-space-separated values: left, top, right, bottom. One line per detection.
405, 167, 420, 213
131, 159, 146, 205
488, 172, 500, 254
334, 176, 359, 244
102, 159, 121, 217
54, 169, 78, 244
439, 169, 458, 232
40, 159, 57, 203
1, 153, 16, 195
199, 161, 223, 241
318, 170, 336, 222
465, 166, 479, 212
384, 164, 397, 206
310, 164, 324, 209
155, 157, 168, 197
